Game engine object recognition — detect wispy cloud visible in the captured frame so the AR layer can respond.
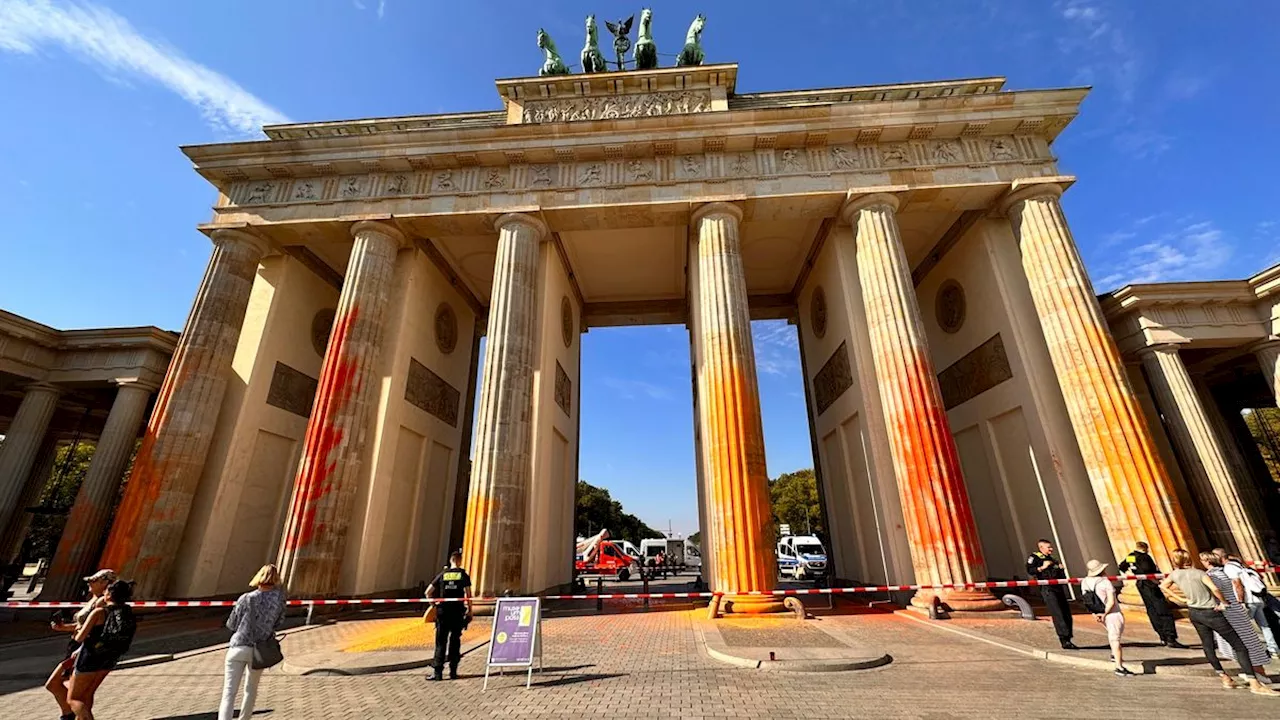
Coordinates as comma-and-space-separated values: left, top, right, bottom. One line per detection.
1093, 217, 1235, 290
0, 0, 289, 136
601, 378, 673, 401
353, 0, 387, 19
1056, 0, 1140, 102
752, 320, 800, 377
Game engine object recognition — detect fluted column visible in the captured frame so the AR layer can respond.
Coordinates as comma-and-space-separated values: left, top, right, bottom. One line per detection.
843, 194, 1001, 611
1141, 345, 1267, 559
278, 221, 408, 596
43, 381, 156, 599
1256, 340, 1280, 404
99, 229, 270, 598
0, 383, 61, 537
0, 436, 58, 565
1002, 182, 1195, 569
689, 202, 780, 613
462, 213, 544, 598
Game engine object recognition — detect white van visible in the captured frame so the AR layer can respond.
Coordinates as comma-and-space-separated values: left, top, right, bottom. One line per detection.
776, 535, 827, 581
640, 538, 701, 573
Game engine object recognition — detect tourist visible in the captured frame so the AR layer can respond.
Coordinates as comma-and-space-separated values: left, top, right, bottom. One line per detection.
1202, 552, 1272, 677
425, 550, 473, 680
1161, 549, 1274, 694
1218, 550, 1278, 656
1118, 541, 1184, 648
68, 579, 137, 718
46, 568, 115, 720
219, 563, 287, 720
1080, 559, 1133, 676
1026, 539, 1075, 649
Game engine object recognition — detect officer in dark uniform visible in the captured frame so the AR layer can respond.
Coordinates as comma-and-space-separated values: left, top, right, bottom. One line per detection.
1026, 539, 1076, 650
1118, 541, 1185, 648
425, 550, 472, 680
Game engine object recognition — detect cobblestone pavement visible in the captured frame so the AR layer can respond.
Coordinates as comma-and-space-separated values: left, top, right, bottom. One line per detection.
3, 605, 1279, 719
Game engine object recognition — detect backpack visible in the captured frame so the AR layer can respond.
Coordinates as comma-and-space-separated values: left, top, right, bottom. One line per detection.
1239, 567, 1267, 597
99, 606, 136, 656
1080, 589, 1106, 614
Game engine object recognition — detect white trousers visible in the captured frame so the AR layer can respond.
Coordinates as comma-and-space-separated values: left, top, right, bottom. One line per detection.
1246, 602, 1279, 655
219, 646, 262, 720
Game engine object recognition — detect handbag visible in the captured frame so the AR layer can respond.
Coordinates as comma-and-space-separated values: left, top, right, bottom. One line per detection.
251, 635, 283, 670
423, 604, 437, 624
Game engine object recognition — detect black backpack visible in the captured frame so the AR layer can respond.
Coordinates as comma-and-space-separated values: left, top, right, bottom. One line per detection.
1080, 585, 1107, 614
99, 605, 137, 656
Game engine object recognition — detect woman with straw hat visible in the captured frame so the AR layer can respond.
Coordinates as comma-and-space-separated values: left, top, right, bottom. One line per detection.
1080, 559, 1134, 677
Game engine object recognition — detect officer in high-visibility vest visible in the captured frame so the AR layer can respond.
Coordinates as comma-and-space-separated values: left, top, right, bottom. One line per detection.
425, 550, 473, 680
1119, 541, 1185, 648
1026, 539, 1076, 650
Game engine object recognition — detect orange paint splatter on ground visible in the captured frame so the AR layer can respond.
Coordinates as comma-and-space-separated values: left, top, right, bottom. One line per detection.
283, 306, 361, 552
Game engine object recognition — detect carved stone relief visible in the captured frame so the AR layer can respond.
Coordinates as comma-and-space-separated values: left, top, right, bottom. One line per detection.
935, 280, 966, 334
561, 296, 574, 348
266, 362, 319, 419
937, 334, 1012, 410
813, 342, 853, 415
405, 357, 460, 427
434, 302, 458, 355
521, 90, 712, 124
310, 309, 336, 356
810, 286, 828, 339
555, 360, 572, 416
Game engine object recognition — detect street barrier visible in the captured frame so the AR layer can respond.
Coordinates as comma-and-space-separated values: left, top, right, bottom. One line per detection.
6, 563, 1277, 610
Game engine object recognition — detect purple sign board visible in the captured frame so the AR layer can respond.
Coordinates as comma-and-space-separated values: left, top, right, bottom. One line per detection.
486, 597, 541, 667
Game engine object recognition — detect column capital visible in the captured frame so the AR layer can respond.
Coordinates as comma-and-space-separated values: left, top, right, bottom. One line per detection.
840, 192, 902, 224
351, 219, 412, 250
690, 201, 744, 226
1248, 337, 1280, 354
114, 378, 161, 393
493, 212, 549, 239
209, 227, 272, 258
997, 178, 1069, 216
21, 381, 61, 396
1135, 342, 1187, 358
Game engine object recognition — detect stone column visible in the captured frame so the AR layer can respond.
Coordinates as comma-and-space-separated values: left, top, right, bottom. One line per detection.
1256, 340, 1280, 404
43, 381, 156, 600
1002, 182, 1195, 568
98, 229, 270, 598
461, 213, 544, 599
0, 383, 62, 537
0, 436, 58, 565
1141, 345, 1268, 559
843, 194, 1001, 611
689, 202, 781, 614
277, 221, 408, 597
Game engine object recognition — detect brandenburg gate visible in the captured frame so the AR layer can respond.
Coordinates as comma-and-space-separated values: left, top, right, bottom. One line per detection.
69, 62, 1278, 610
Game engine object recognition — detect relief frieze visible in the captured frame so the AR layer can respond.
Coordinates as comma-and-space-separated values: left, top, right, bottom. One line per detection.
266, 362, 319, 419
812, 342, 853, 416
405, 357, 460, 427
225, 133, 1047, 207
936, 333, 1013, 410
520, 90, 713, 124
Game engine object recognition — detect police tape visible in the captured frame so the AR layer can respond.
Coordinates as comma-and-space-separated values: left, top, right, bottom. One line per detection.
5, 564, 1276, 610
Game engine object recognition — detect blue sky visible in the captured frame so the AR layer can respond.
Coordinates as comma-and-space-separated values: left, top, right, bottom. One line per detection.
1, 1, 1277, 536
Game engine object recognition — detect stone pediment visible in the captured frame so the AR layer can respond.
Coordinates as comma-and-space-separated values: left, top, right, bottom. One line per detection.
496, 64, 735, 124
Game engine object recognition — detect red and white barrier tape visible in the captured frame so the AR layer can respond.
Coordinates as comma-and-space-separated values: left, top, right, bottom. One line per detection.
6, 564, 1275, 610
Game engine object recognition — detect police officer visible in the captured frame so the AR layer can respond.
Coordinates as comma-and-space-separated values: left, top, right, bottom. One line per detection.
1027, 539, 1076, 650
1118, 541, 1185, 648
425, 550, 472, 680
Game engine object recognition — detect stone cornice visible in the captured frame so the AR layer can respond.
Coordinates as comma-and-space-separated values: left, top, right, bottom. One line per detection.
0, 310, 177, 353
1100, 281, 1258, 317
1249, 261, 1280, 299
185, 86, 1085, 188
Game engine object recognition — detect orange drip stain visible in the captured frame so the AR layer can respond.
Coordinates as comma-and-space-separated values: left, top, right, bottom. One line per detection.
283, 307, 361, 552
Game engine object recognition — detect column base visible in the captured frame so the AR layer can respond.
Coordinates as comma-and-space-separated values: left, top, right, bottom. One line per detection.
719, 594, 787, 615
911, 588, 1005, 613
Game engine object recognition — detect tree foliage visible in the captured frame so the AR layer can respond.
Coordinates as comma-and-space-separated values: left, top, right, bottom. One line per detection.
23, 441, 96, 561
769, 468, 824, 538
575, 480, 664, 545
1244, 408, 1280, 483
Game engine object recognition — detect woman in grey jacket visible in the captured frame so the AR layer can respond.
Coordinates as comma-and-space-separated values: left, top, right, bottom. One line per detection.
219, 564, 286, 720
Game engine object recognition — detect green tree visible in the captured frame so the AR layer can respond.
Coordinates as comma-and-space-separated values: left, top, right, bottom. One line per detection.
575, 480, 664, 545
24, 441, 96, 561
688, 530, 701, 547
1244, 407, 1280, 483
769, 468, 824, 538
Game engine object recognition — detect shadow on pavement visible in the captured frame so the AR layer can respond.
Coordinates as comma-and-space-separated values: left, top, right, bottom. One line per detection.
150, 710, 273, 720
532, 672, 628, 687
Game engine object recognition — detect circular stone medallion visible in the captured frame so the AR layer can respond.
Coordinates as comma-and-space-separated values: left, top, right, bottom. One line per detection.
435, 302, 458, 355
936, 280, 966, 334
561, 296, 574, 348
811, 286, 828, 339
310, 309, 336, 356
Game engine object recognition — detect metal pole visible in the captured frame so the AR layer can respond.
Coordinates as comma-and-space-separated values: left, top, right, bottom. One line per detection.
596, 575, 603, 613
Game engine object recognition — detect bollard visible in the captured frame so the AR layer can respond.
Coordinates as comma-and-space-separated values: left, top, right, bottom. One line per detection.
1001, 593, 1036, 620
643, 576, 650, 611
596, 576, 603, 613
306, 601, 316, 626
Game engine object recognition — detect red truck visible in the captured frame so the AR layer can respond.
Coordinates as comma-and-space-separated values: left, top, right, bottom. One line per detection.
574, 530, 640, 581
